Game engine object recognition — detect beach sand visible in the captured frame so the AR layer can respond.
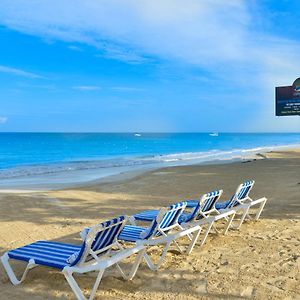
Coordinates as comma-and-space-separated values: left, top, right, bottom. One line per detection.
0, 149, 299, 299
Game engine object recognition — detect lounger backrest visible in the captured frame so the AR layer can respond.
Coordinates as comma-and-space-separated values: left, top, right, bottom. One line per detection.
227, 180, 255, 208
70, 215, 127, 266
179, 201, 202, 223
201, 189, 223, 213
159, 201, 187, 230
141, 201, 187, 239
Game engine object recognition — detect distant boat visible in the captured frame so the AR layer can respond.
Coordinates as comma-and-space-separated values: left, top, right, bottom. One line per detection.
134, 133, 142, 137
209, 133, 219, 137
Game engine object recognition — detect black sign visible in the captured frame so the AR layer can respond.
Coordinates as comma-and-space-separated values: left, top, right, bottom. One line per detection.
275, 78, 300, 116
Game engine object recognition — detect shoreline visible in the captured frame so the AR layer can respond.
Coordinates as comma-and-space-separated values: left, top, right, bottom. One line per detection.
0, 143, 299, 191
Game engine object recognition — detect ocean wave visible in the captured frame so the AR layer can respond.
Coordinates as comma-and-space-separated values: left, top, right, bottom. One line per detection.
0, 143, 298, 180
0, 158, 157, 179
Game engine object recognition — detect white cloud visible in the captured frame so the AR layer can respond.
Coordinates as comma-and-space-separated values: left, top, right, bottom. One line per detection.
73, 85, 101, 91
0, 1, 298, 74
111, 86, 145, 92
0, 117, 8, 124
0, 1, 250, 66
68, 45, 83, 51
95, 46, 150, 64
0, 65, 44, 79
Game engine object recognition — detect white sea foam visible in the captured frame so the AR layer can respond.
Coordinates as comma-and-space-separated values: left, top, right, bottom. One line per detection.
0, 143, 298, 189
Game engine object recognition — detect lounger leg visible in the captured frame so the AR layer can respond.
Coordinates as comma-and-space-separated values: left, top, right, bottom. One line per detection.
63, 269, 87, 300
186, 227, 202, 255
89, 270, 105, 300
211, 222, 220, 234
255, 198, 267, 220
237, 206, 250, 229
173, 240, 184, 253
1, 253, 37, 285
143, 242, 171, 271
64, 268, 105, 300
223, 212, 235, 234
116, 248, 146, 280
200, 221, 214, 246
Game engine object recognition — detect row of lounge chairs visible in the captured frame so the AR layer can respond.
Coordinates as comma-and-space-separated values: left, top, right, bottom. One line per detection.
1, 180, 267, 300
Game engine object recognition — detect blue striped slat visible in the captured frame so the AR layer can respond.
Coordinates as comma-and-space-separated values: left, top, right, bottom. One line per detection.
231, 180, 254, 207
226, 194, 236, 208
178, 211, 193, 223
133, 202, 186, 226
186, 200, 199, 208
8, 241, 82, 269
134, 210, 159, 221
69, 215, 126, 266
119, 202, 185, 242
215, 201, 229, 210
159, 201, 186, 229
179, 201, 200, 223
118, 225, 148, 242
202, 191, 220, 212
222, 196, 233, 209
220, 180, 255, 209
237, 181, 254, 200
91, 216, 125, 252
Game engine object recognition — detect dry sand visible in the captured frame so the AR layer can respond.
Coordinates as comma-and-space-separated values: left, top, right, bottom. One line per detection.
0, 149, 299, 299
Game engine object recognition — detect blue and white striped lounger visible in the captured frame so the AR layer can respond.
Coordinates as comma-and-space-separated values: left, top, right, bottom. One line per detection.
181, 190, 237, 254
132, 199, 201, 225
215, 180, 267, 229
118, 201, 199, 271
1, 216, 145, 300
132, 190, 235, 255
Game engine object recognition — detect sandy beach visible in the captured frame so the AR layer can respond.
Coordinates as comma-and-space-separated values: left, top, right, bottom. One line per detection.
0, 148, 299, 300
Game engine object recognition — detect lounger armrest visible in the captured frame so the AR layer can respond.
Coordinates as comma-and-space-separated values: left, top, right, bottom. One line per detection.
213, 209, 236, 221
64, 244, 145, 274
249, 197, 267, 206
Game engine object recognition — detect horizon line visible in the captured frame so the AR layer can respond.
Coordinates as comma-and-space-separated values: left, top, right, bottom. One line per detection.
0, 131, 299, 134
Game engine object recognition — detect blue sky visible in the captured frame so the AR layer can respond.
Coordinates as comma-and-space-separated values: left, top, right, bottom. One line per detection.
0, 0, 299, 132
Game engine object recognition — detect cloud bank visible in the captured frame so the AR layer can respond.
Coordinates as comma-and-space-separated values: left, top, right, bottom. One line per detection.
0, 1, 298, 69
72, 85, 101, 91
0, 0, 299, 131
0, 65, 43, 79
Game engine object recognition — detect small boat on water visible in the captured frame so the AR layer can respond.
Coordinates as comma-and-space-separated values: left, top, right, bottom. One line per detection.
134, 133, 142, 137
209, 133, 219, 137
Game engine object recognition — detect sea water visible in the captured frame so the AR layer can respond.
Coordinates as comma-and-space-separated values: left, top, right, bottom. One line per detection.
0, 133, 299, 189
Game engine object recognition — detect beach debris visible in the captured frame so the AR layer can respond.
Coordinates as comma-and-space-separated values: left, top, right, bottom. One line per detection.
242, 160, 253, 163
194, 280, 207, 294
240, 286, 255, 298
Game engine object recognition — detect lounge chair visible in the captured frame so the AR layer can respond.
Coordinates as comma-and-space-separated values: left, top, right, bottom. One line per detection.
181, 190, 236, 254
215, 180, 267, 229
131, 190, 236, 255
118, 201, 199, 271
1, 216, 145, 300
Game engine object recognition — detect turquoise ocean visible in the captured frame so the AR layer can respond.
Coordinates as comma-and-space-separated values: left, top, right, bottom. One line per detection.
0, 133, 299, 189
